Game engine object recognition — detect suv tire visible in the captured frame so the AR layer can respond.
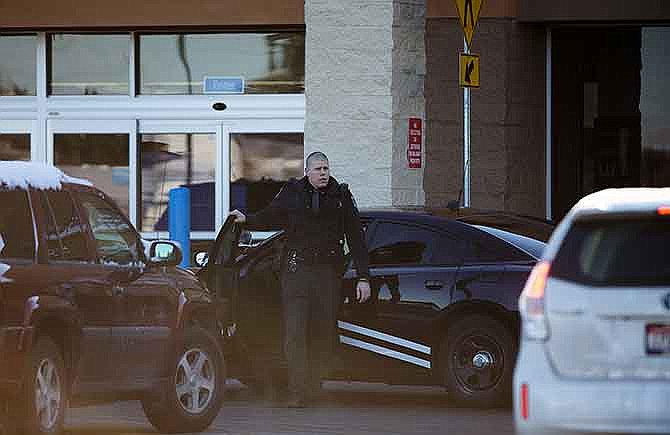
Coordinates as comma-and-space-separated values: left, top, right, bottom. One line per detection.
17, 337, 67, 435
141, 328, 225, 434
440, 315, 516, 408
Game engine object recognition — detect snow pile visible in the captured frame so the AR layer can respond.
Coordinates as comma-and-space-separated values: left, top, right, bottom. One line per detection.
0, 161, 92, 190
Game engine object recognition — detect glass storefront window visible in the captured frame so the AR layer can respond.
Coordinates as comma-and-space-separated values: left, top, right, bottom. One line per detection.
140, 134, 216, 232
230, 133, 303, 214
49, 34, 130, 95
640, 27, 670, 188
552, 26, 670, 218
0, 134, 30, 161
53, 134, 130, 216
139, 33, 305, 95
0, 35, 36, 96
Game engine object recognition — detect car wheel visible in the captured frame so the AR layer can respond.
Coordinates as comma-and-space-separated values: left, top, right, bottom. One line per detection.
142, 328, 225, 434
439, 315, 516, 408
17, 337, 67, 435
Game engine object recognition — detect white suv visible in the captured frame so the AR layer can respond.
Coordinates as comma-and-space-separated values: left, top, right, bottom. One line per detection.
514, 188, 670, 435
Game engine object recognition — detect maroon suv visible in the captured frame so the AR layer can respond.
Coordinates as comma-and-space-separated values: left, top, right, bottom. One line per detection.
0, 162, 225, 435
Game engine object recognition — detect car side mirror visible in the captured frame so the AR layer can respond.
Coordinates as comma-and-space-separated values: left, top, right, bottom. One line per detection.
148, 240, 183, 267
194, 251, 209, 267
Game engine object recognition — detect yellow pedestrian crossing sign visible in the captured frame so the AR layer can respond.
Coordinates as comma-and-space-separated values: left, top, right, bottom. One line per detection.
459, 53, 480, 88
455, 0, 483, 48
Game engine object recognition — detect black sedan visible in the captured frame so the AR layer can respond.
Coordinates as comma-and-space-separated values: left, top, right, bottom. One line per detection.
197, 209, 553, 407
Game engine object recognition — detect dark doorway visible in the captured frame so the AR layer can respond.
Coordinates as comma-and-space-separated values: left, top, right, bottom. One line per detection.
551, 27, 642, 218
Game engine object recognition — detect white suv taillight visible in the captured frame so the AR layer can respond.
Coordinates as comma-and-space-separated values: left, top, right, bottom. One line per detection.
519, 261, 551, 341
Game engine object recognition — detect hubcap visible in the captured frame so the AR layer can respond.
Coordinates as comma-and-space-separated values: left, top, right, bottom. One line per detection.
34, 358, 61, 430
175, 348, 215, 415
472, 351, 494, 369
451, 334, 504, 393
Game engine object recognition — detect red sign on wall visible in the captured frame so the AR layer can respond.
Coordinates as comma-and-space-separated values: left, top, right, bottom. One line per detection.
408, 117, 422, 169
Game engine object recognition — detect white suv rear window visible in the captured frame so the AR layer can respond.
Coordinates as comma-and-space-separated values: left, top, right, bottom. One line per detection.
551, 217, 669, 286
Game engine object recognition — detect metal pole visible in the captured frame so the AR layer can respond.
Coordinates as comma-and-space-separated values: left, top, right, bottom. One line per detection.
463, 37, 471, 207
545, 28, 552, 221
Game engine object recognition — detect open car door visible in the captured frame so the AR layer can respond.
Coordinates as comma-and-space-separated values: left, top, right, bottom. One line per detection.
197, 215, 242, 329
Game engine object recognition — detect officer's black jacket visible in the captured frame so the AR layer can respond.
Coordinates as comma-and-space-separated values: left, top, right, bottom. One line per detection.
245, 176, 370, 279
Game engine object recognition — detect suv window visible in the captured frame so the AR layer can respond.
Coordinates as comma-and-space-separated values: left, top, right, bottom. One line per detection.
78, 192, 142, 266
368, 222, 436, 266
46, 190, 89, 261
0, 188, 36, 260
552, 217, 670, 286
38, 191, 65, 260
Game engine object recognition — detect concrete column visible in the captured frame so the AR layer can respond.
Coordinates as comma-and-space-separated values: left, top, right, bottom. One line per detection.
304, 0, 426, 207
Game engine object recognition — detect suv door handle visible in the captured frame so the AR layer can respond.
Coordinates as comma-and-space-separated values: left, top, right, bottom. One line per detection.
58, 283, 74, 298
425, 280, 444, 290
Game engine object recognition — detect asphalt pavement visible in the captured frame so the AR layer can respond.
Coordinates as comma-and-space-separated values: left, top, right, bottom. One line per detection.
61, 380, 515, 435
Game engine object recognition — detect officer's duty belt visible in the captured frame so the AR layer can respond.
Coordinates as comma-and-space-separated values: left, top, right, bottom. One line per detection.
289, 248, 341, 265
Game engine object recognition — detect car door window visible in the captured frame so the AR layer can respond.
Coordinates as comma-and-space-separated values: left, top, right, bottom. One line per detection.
38, 191, 65, 261
45, 190, 90, 262
432, 234, 467, 266
461, 233, 529, 264
78, 193, 142, 266
368, 222, 436, 266
0, 188, 36, 260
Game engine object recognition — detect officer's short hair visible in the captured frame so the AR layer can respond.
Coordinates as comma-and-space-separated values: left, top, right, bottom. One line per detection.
305, 151, 329, 170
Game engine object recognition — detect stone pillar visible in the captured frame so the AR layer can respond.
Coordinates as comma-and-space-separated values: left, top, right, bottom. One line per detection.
304, 0, 426, 207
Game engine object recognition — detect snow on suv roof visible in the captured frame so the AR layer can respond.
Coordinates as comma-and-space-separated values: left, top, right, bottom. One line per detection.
572, 187, 670, 215
0, 161, 92, 190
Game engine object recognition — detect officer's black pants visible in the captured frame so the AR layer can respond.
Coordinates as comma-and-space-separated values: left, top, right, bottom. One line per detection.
281, 263, 340, 399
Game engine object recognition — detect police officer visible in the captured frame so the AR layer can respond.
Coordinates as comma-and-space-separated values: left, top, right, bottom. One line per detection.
230, 151, 371, 407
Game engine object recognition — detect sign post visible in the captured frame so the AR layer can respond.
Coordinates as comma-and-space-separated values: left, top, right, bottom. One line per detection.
454, 0, 483, 206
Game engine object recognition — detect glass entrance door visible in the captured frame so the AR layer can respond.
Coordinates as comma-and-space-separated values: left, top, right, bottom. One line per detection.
0, 120, 36, 161
47, 119, 137, 220
138, 121, 224, 242
228, 120, 304, 217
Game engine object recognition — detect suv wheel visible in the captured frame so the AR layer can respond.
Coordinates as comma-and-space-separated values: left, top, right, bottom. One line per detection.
142, 328, 224, 434
439, 315, 516, 408
18, 337, 66, 435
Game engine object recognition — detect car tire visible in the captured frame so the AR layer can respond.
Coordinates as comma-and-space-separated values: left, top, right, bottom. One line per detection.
17, 337, 67, 435
439, 315, 516, 408
141, 328, 225, 434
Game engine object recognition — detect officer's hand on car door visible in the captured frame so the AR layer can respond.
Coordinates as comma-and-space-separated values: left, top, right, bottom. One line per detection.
356, 279, 371, 303
229, 209, 246, 223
